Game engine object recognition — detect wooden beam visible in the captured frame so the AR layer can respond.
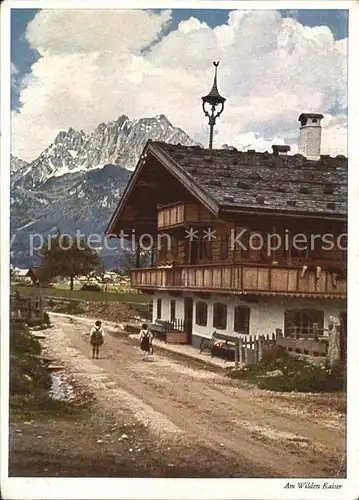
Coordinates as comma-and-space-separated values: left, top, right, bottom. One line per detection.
135, 242, 140, 268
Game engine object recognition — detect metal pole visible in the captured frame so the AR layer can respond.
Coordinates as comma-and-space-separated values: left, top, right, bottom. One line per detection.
209, 124, 214, 149
208, 108, 215, 149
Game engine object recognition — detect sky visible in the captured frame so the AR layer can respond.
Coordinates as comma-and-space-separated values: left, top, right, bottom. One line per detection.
11, 8, 348, 161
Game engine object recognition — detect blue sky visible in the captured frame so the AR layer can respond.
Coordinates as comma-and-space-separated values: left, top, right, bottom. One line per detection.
11, 8, 348, 160
11, 8, 348, 110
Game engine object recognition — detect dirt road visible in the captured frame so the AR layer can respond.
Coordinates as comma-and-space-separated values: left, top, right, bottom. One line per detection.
12, 314, 346, 478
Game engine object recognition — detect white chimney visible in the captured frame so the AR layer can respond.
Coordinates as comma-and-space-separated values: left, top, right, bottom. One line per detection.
298, 113, 323, 160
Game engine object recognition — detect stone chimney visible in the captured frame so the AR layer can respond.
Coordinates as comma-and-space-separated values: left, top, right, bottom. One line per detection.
272, 145, 290, 156
298, 113, 324, 160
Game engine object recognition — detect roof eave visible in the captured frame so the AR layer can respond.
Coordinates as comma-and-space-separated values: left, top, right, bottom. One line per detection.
105, 141, 220, 236
151, 143, 219, 216
105, 142, 149, 236
220, 205, 347, 221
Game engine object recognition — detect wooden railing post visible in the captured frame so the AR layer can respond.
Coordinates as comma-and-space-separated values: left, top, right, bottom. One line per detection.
244, 336, 249, 364
234, 337, 239, 370
239, 337, 243, 366
258, 337, 263, 362
313, 322, 318, 341
135, 240, 140, 268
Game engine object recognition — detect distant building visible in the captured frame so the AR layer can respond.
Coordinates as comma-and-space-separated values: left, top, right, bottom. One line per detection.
25, 267, 41, 286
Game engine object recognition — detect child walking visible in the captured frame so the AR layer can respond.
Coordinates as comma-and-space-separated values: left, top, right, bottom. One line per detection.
90, 320, 104, 359
139, 323, 153, 360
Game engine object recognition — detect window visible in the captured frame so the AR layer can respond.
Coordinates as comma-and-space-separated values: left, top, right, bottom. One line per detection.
249, 232, 267, 261
199, 239, 212, 260
309, 236, 325, 260
156, 299, 162, 319
195, 301, 208, 326
234, 306, 250, 335
284, 309, 324, 337
213, 303, 227, 330
291, 234, 308, 259
220, 235, 229, 260
170, 299, 176, 322
235, 226, 249, 260
205, 240, 212, 259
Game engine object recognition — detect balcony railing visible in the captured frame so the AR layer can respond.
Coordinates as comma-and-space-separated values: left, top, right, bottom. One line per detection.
131, 263, 346, 297
157, 202, 212, 229
157, 202, 185, 229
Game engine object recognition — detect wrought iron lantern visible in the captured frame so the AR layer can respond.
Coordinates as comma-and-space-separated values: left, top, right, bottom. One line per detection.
201, 61, 226, 149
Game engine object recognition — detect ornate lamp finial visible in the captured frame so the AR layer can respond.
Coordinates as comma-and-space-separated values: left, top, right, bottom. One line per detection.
201, 61, 226, 149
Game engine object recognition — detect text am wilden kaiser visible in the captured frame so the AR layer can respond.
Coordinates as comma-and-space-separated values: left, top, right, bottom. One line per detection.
285, 481, 342, 489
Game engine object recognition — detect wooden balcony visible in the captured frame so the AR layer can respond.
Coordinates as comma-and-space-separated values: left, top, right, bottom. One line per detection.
157, 202, 212, 229
131, 263, 346, 298
157, 202, 185, 229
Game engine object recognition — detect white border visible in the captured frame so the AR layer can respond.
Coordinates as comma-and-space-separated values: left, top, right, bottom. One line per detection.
2, 0, 357, 9
346, 0, 359, 489
1, 0, 11, 497
1, 1, 358, 499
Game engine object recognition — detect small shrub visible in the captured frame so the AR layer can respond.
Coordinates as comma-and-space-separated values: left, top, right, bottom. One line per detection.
10, 322, 52, 396
80, 283, 101, 292
228, 349, 346, 393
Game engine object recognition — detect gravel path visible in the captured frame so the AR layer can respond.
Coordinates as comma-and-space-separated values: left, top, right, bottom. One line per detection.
14, 313, 345, 478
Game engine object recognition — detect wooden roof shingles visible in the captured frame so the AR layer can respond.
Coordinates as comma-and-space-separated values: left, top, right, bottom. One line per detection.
151, 142, 347, 217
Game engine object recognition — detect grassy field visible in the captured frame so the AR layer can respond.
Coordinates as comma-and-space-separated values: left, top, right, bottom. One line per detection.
52, 283, 132, 293
11, 284, 150, 304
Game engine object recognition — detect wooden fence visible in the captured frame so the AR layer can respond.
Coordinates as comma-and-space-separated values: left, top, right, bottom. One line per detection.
231, 329, 332, 368
164, 318, 186, 333
11, 294, 45, 324
166, 321, 187, 344
276, 334, 328, 366
235, 334, 276, 366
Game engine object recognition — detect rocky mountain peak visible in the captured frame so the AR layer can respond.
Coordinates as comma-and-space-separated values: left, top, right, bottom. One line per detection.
10, 113, 200, 267
155, 113, 171, 124
10, 154, 29, 174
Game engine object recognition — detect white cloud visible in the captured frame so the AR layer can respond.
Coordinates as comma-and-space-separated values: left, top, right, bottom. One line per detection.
11, 62, 19, 89
26, 9, 172, 55
12, 9, 347, 161
11, 63, 18, 76
321, 114, 347, 157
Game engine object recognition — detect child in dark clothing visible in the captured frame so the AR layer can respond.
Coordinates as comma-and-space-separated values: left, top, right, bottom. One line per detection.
139, 323, 153, 360
90, 320, 104, 359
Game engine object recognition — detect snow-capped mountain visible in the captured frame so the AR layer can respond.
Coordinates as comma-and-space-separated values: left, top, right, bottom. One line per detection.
10, 114, 199, 267
13, 114, 198, 190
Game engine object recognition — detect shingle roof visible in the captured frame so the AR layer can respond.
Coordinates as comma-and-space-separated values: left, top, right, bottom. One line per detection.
151, 142, 347, 216
26, 267, 40, 278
